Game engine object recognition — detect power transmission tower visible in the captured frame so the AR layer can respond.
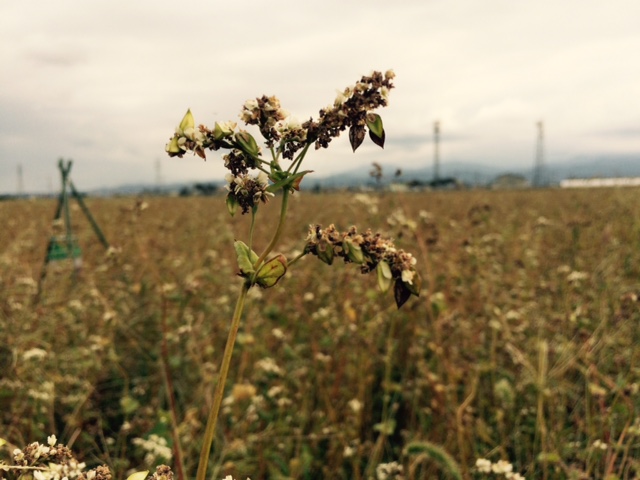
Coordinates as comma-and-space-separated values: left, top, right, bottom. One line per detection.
433, 121, 440, 182
532, 121, 544, 187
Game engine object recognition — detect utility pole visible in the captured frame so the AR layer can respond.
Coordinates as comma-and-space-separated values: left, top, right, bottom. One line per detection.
433, 121, 440, 183
17, 164, 24, 195
532, 121, 544, 187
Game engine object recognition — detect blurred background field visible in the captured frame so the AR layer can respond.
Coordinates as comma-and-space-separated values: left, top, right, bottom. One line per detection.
1, 188, 639, 480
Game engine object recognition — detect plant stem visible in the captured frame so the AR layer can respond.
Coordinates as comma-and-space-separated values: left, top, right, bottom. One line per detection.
287, 250, 307, 268
287, 143, 311, 174
253, 189, 290, 270
248, 208, 257, 251
197, 181, 291, 480
196, 280, 250, 480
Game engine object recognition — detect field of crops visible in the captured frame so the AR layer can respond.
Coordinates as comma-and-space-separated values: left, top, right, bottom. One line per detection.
1, 187, 639, 480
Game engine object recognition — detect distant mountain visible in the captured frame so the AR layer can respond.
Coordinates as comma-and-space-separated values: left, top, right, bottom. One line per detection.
77, 154, 640, 196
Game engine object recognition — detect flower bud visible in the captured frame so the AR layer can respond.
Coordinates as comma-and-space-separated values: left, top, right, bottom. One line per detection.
316, 240, 334, 265
234, 240, 259, 276
235, 130, 260, 157
178, 109, 195, 134
165, 136, 181, 155
226, 194, 238, 216
376, 261, 393, 293
213, 121, 237, 140
255, 254, 287, 288
343, 238, 364, 264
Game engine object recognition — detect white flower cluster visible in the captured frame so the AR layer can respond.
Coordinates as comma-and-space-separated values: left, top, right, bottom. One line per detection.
12, 436, 87, 480
132, 434, 173, 466
475, 458, 524, 479
375, 461, 404, 480
32, 459, 87, 480
255, 357, 283, 376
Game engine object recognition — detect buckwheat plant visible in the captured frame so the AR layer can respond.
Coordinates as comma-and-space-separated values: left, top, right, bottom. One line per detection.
165, 70, 420, 480
0, 435, 173, 480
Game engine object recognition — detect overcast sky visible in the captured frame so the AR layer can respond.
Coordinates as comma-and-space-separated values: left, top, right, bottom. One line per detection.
1, 0, 639, 194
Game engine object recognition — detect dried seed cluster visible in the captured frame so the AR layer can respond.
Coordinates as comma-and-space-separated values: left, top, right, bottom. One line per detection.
304, 224, 418, 285
164, 71, 394, 215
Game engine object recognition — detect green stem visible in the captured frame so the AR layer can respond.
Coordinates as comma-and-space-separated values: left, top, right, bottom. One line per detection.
195, 281, 250, 480
248, 207, 257, 251
286, 143, 311, 174
253, 189, 290, 270
287, 250, 307, 268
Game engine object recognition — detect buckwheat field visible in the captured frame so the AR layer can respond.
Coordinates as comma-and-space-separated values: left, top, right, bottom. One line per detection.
1, 186, 639, 479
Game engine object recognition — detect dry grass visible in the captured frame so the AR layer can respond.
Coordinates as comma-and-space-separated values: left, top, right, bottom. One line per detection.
1, 187, 639, 479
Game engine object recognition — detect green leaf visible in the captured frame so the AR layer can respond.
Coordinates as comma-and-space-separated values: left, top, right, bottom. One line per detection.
126, 471, 149, 480
267, 170, 313, 193
255, 255, 287, 288
366, 113, 385, 148
234, 240, 259, 276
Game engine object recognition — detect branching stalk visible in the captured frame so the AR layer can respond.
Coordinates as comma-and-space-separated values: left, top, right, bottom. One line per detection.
253, 189, 290, 270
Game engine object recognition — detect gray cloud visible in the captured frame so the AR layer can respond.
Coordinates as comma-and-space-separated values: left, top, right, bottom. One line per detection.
2, 0, 640, 194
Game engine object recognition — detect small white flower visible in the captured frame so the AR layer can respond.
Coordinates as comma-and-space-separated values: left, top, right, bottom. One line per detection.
475, 458, 492, 473
243, 99, 259, 111
593, 439, 608, 450
492, 460, 513, 474
334, 91, 348, 106
401, 269, 415, 284
23, 348, 48, 361
256, 171, 269, 187
348, 398, 362, 413
47, 435, 57, 446
567, 271, 589, 283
